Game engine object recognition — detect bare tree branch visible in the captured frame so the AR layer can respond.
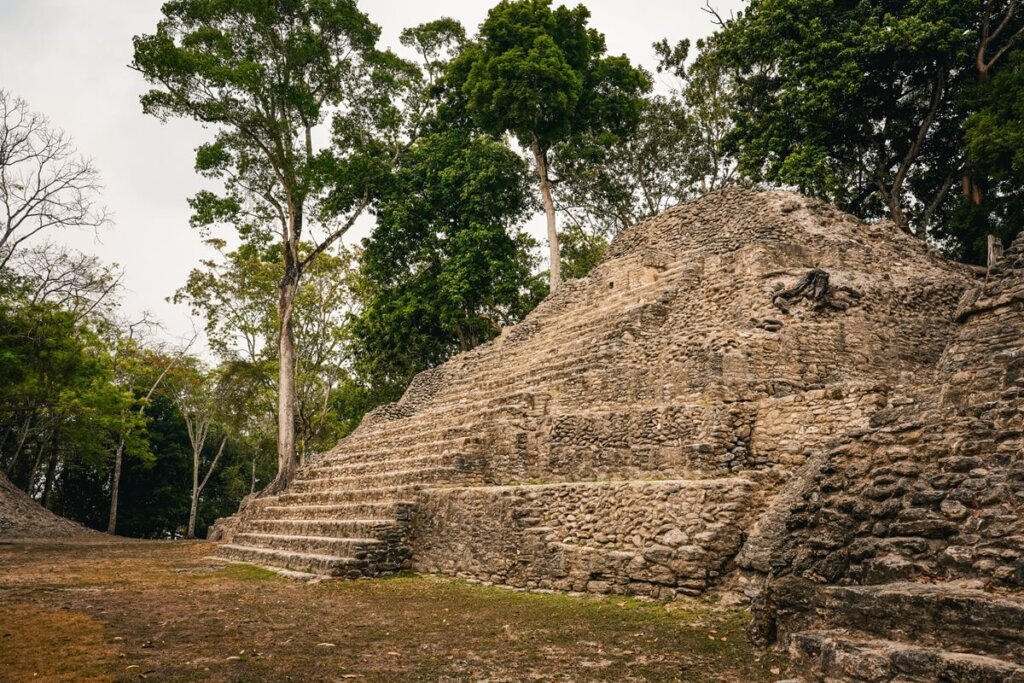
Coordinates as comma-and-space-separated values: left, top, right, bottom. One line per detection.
0, 91, 110, 269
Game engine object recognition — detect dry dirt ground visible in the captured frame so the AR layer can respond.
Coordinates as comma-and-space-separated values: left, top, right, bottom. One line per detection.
0, 540, 786, 682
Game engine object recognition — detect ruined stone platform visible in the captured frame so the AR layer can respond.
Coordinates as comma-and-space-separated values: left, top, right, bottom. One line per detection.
745, 230, 1024, 681
212, 189, 1024, 679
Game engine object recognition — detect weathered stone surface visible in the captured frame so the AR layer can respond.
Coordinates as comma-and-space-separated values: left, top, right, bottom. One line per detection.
207, 190, 1024, 679
212, 189, 970, 594
748, 232, 1024, 681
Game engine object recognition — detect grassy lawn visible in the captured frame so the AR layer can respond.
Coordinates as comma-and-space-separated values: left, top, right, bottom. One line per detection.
0, 540, 785, 682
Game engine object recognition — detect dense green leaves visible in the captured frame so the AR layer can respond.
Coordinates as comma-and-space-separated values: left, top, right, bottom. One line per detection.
453, 0, 650, 290
716, 0, 1023, 254
351, 129, 544, 401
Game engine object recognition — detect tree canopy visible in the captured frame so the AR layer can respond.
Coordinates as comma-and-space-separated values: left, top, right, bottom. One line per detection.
716, 0, 1024, 257
132, 0, 410, 486
455, 0, 650, 290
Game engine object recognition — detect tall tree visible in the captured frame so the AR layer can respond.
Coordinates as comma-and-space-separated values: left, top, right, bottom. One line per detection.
456, 0, 650, 292
175, 240, 358, 462
0, 92, 109, 270
351, 129, 544, 401
719, 0, 975, 237
132, 0, 408, 488
164, 360, 227, 539
106, 334, 195, 535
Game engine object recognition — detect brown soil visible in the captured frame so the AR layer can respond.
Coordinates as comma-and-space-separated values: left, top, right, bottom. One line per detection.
0, 539, 786, 682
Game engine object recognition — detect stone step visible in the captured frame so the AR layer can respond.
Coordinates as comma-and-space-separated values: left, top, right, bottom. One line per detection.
773, 578, 1024, 664
275, 484, 422, 505
333, 294, 673, 429
215, 544, 368, 578
232, 532, 385, 558
288, 465, 466, 493
316, 436, 480, 467
787, 629, 1024, 683
241, 518, 402, 538
307, 452, 454, 476
255, 500, 416, 521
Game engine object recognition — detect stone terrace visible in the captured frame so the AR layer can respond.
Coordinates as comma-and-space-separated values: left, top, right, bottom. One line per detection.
212, 189, 972, 603
746, 233, 1024, 681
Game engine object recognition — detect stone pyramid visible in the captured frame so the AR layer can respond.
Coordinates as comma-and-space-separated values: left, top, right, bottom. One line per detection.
211, 188, 973, 605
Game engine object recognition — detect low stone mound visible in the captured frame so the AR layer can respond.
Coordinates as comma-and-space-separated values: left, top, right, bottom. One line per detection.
0, 472, 93, 539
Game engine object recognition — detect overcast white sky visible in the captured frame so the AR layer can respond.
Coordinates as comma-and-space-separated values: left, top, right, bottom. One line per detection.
0, 0, 744, 349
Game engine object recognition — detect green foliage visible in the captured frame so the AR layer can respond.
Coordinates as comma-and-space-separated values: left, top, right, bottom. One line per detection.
722, 0, 968, 220
0, 290, 142, 491
557, 225, 608, 281
351, 129, 545, 401
133, 0, 419, 482
0, 253, 267, 538
175, 241, 363, 458
715, 0, 1023, 254
459, 0, 649, 150
0, 268, 159, 534
132, 0, 409, 238
451, 0, 650, 290
954, 48, 1024, 261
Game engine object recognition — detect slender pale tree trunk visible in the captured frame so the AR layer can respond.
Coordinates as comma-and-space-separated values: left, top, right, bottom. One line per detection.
5, 412, 35, 477
272, 193, 303, 490
187, 440, 201, 538
23, 437, 47, 492
276, 276, 300, 488
188, 436, 226, 539
250, 453, 258, 495
107, 438, 126, 532
107, 341, 192, 535
107, 439, 125, 533
531, 135, 560, 293
40, 443, 58, 508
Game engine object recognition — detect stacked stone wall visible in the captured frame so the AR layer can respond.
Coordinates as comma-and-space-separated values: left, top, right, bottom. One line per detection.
412, 479, 758, 598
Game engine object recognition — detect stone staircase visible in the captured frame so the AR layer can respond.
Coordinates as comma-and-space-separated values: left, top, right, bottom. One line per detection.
216, 468, 422, 576
210, 189, 975, 605
771, 579, 1024, 682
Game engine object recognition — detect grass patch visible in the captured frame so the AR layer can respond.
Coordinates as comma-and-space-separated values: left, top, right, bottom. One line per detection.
196, 562, 282, 582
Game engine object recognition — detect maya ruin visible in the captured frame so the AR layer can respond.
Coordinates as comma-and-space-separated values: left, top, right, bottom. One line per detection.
207, 188, 1024, 681
5, 1, 1024, 679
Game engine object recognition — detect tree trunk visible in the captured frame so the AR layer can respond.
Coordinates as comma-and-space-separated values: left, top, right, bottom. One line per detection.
106, 438, 125, 534
40, 444, 59, 509
888, 193, 911, 235
187, 440, 200, 539
189, 436, 226, 539
274, 272, 300, 489
21, 439, 47, 492
5, 412, 35, 477
531, 136, 560, 293
250, 453, 257, 495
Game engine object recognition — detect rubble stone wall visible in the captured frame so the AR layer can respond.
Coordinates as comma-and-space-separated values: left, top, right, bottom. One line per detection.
412, 478, 759, 598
